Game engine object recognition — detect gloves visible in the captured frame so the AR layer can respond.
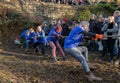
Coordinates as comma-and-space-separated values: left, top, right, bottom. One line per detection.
96, 34, 103, 40
92, 37, 97, 40
57, 34, 63, 39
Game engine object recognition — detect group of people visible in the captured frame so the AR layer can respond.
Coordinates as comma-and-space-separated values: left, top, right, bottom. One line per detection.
88, 10, 120, 64
16, 10, 120, 81
39, 0, 104, 6
17, 18, 103, 80
19, 19, 70, 61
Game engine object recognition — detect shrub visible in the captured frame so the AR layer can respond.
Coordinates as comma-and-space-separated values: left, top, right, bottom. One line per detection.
74, 8, 91, 21
74, 2, 117, 21
5, 10, 34, 30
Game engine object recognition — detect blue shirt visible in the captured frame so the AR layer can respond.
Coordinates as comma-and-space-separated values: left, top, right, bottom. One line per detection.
64, 26, 84, 48
29, 32, 37, 43
47, 28, 61, 42
19, 30, 29, 39
37, 31, 46, 45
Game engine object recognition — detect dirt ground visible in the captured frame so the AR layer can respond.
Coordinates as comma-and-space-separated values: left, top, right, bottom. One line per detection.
0, 44, 120, 83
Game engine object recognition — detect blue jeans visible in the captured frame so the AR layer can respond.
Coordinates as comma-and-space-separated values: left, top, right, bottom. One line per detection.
64, 46, 90, 73
24, 39, 34, 49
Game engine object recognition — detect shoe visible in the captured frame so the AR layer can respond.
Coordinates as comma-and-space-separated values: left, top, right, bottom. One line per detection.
63, 56, 67, 61
114, 60, 119, 65
35, 49, 39, 53
86, 73, 102, 81
41, 51, 45, 55
109, 60, 114, 63
20, 46, 23, 49
35, 47, 40, 53
25, 49, 28, 52
52, 58, 58, 62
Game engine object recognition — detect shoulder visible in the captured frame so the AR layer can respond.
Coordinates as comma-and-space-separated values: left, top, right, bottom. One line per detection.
72, 26, 84, 32
114, 23, 118, 27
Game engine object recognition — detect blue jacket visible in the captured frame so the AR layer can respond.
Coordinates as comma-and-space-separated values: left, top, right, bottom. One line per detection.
115, 15, 120, 24
37, 31, 46, 45
19, 30, 29, 39
64, 26, 84, 48
47, 28, 61, 42
29, 32, 37, 43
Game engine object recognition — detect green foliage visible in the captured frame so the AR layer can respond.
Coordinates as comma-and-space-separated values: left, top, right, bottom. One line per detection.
74, 2, 117, 21
20, 17, 34, 30
6, 11, 22, 25
5, 10, 34, 30
74, 9, 91, 21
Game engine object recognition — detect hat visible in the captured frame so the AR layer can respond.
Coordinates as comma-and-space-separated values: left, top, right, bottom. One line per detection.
98, 15, 104, 18
90, 14, 95, 17
62, 18, 67, 23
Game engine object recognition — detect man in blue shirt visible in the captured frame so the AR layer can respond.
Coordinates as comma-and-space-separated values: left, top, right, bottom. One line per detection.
64, 21, 103, 81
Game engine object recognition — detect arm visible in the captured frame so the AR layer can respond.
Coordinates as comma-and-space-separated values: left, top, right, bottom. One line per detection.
52, 31, 61, 37
101, 24, 108, 32
82, 31, 103, 40
107, 23, 118, 32
81, 31, 96, 37
38, 31, 45, 38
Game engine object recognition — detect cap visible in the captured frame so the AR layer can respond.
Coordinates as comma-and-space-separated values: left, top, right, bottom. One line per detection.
90, 14, 95, 17
62, 18, 67, 23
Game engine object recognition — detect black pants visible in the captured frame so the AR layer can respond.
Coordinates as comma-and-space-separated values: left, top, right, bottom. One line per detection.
102, 38, 116, 61
34, 42, 45, 54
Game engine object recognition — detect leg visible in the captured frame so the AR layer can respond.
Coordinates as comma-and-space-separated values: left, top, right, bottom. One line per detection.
64, 47, 90, 73
24, 40, 31, 51
55, 41, 66, 60
107, 39, 116, 61
101, 40, 107, 60
34, 42, 40, 53
48, 41, 56, 58
40, 43, 45, 54
55, 41, 65, 57
64, 47, 102, 81
77, 46, 88, 61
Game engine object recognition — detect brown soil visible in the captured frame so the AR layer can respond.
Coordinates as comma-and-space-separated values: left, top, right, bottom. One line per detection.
0, 44, 120, 83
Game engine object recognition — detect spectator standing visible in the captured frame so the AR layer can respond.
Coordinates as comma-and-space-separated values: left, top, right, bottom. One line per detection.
114, 10, 120, 64
42, 22, 50, 35
60, 18, 71, 47
95, 15, 105, 52
88, 14, 98, 51
101, 16, 118, 62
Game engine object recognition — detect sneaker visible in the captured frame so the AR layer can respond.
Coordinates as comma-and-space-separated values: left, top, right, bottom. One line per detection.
52, 58, 58, 62
109, 60, 114, 63
63, 56, 67, 61
25, 49, 28, 52
35, 49, 39, 53
20, 46, 24, 49
35, 47, 40, 53
114, 60, 119, 65
86, 73, 102, 81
